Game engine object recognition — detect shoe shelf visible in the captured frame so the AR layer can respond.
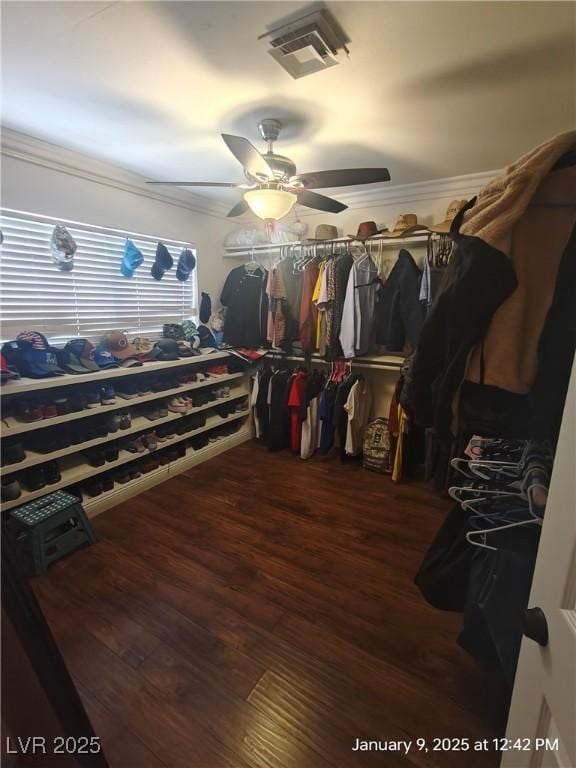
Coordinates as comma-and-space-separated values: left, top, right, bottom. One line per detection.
0, 350, 230, 396
1, 405, 251, 512
83, 426, 252, 519
0, 382, 248, 476
2, 372, 244, 436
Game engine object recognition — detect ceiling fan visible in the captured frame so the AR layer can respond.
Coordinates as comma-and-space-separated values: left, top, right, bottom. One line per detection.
147, 118, 391, 220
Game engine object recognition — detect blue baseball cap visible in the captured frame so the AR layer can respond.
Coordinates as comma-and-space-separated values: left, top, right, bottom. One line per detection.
93, 347, 120, 369
15, 331, 66, 378
120, 239, 144, 278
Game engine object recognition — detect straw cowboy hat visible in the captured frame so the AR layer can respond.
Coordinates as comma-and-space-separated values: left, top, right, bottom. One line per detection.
307, 224, 339, 241
428, 200, 469, 234
382, 214, 428, 238
347, 221, 387, 241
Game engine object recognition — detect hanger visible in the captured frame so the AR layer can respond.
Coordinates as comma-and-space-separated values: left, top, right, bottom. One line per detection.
466, 516, 541, 552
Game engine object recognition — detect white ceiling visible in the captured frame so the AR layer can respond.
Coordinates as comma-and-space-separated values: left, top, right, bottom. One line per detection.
1, 1, 575, 204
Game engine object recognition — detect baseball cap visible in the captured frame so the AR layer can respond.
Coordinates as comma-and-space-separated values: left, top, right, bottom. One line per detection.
151, 338, 180, 361
93, 347, 120, 369
0, 353, 20, 381
65, 339, 101, 372
15, 331, 66, 378
120, 239, 144, 278
55, 347, 90, 375
101, 331, 139, 361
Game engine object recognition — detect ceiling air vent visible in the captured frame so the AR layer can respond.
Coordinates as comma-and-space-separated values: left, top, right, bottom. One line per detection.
259, 9, 349, 79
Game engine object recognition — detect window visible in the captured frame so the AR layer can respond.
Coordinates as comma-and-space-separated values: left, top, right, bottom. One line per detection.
0, 209, 197, 343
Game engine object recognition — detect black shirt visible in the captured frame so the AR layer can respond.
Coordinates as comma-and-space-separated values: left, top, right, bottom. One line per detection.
221, 265, 268, 348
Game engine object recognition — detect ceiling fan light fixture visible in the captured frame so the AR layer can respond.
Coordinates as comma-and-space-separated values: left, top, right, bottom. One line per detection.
243, 187, 297, 220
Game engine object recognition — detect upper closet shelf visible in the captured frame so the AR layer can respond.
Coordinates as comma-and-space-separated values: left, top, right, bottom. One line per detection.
1, 351, 230, 396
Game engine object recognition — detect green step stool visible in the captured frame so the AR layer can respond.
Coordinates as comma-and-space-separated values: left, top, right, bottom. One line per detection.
9, 490, 96, 575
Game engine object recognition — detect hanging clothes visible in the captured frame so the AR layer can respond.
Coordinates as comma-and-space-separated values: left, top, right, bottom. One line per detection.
344, 377, 373, 456
287, 370, 308, 452
266, 266, 287, 348
251, 374, 261, 439
333, 373, 360, 460
312, 261, 328, 354
267, 368, 291, 452
221, 265, 268, 348
255, 366, 273, 444
278, 258, 303, 342
299, 260, 320, 356
326, 253, 354, 360
318, 382, 337, 455
339, 255, 380, 358
300, 371, 325, 460
375, 249, 426, 353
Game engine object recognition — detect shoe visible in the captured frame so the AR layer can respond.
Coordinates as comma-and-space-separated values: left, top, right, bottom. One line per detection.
44, 460, 61, 484
84, 449, 106, 467
125, 436, 147, 453
128, 467, 142, 480
137, 378, 151, 395
1, 476, 22, 501
168, 396, 189, 413
105, 447, 119, 462
101, 475, 115, 491
157, 424, 176, 440
190, 435, 209, 450
141, 458, 160, 473
68, 394, 87, 412
117, 382, 139, 400
157, 451, 171, 466
214, 404, 230, 419
1, 440, 26, 466
53, 396, 73, 415
206, 390, 217, 402
157, 403, 168, 418
175, 443, 186, 458
43, 403, 59, 419
113, 469, 131, 484
84, 480, 103, 497
104, 414, 122, 433
192, 392, 210, 408
144, 407, 161, 421
188, 413, 207, 430
144, 432, 158, 451
20, 467, 46, 491
100, 385, 116, 405
119, 413, 131, 430
16, 400, 44, 422
84, 389, 101, 408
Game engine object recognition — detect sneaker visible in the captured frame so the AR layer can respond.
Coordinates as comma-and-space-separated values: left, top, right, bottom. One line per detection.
1, 440, 26, 466
105, 414, 122, 433
43, 403, 59, 419
105, 447, 119, 462
119, 412, 131, 430
44, 460, 61, 484
53, 396, 73, 415
168, 396, 188, 413
1, 476, 22, 501
20, 467, 46, 491
117, 382, 139, 400
157, 403, 168, 418
157, 424, 176, 440
84, 480, 103, 497
15, 400, 44, 422
157, 451, 171, 466
84, 449, 106, 467
113, 469, 131, 484
128, 467, 142, 480
144, 406, 162, 421
137, 378, 151, 395
100, 385, 116, 405
144, 432, 158, 451
84, 389, 101, 408
125, 435, 147, 453
101, 475, 115, 491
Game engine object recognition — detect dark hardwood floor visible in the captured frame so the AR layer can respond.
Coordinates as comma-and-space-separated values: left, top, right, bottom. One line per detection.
32, 442, 508, 768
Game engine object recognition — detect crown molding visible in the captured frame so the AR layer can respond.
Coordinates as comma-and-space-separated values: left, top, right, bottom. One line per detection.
0, 127, 231, 219
296, 169, 500, 216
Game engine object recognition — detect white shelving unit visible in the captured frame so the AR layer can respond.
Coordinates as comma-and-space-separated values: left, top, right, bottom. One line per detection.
1, 353, 253, 516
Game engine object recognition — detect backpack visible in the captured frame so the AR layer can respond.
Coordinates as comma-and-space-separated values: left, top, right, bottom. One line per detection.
362, 418, 392, 474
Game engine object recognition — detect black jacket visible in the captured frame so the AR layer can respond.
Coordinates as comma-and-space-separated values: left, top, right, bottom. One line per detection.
405, 202, 517, 437
221, 265, 268, 348
375, 249, 425, 352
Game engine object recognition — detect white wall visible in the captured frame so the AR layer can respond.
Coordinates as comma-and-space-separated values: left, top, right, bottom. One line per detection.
0, 130, 235, 303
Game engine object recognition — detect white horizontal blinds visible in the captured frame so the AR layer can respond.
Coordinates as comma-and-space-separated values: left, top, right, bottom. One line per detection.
0, 210, 197, 343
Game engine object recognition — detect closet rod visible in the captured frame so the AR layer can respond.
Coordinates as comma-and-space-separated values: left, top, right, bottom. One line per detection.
224, 233, 433, 259
284, 355, 404, 372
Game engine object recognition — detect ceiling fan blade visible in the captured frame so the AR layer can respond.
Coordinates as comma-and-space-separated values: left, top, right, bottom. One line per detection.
226, 199, 250, 218
293, 189, 348, 213
221, 134, 274, 179
146, 181, 246, 187
290, 168, 391, 189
